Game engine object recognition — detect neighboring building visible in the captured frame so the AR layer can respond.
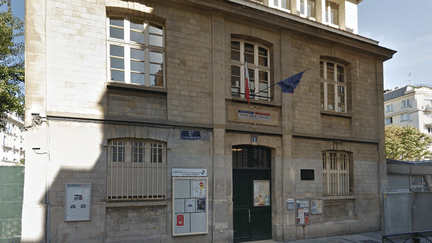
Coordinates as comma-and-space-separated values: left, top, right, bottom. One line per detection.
0, 113, 24, 166
384, 85, 432, 135
22, 0, 395, 242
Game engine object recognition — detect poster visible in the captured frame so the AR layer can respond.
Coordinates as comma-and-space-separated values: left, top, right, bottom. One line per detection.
185, 199, 195, 212
196, 198, 206, 212
192, 180, 206, 198
296, 199, 310, 225
176, 214, 185, 227
311, 199, 323, 214
253, 180, 270, 207
287, 198, 295, 210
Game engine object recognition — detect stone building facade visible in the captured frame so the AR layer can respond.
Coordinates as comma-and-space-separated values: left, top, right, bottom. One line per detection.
22, 0, 395, 242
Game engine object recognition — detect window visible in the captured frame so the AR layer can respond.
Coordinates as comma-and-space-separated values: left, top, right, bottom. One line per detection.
320, 60, 347, 112
428, 127, 432, 134
322, 151, 351, 195
270, 0, 291, 12
325, 1, 339, 26
231, 40, 271, 101
401, 99, 411, 108
385, 104, 394, 112
108, 17, 164, 87
411, 175, 431, 192
385, 117, 393, 125
298, 0, 316, 18
107, 139, 166, 200
400, 113, 411, 121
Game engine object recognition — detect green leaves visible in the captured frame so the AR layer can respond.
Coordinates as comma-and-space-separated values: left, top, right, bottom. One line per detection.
385, 125, 432, 161
0, 0, 25, 127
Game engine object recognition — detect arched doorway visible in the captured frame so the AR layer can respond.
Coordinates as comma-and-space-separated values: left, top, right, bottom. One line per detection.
232, 145, 272, 242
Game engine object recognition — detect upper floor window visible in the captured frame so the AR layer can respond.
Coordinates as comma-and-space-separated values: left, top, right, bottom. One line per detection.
385, 117, 393, 125
231, 40, 271, 101
400, 113, 411, 121
325, 1, 339, 26
108, 17, 164, 87
107, 139, 166, 200
427, 127, 432, 134
270, 0, 291, 12
320, 60, 346, 113
298, 0, 316, 19
401, 99, 411, 108
385, 104, 394, 113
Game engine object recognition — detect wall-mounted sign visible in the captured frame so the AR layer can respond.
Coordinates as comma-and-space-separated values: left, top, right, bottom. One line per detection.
287, 198, 295, 210
181, 131, 201, 140
172, 168, 207, 177
252, 137, 257, 142
253, 180, 270, 207
296, 199, 310, 225
65, 183, 91, 221
227, 106, 279, 126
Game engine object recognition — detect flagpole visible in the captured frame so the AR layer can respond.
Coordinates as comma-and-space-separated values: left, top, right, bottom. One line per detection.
254, 68, 310, 95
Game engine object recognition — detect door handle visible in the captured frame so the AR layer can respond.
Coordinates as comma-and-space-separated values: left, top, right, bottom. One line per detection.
248, 210, 251, 223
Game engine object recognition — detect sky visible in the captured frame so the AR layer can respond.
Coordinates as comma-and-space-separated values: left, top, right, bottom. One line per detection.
7, 0, 432, 90
358, 0, 432, 90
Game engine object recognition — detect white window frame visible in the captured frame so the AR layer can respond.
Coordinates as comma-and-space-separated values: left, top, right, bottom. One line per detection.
401, 99, 411, 108
231, 40, 271, 101
385, 117, 393, 125
325, 0, 339, 28
400, 113, 411, 121
107, 139, 167, 200
297, 0, 316, 20
385, 104, 394, 113
322, 151, 350, 196
270, 0, 291, 12
320, 60, 347, 113
107, 16, 165, 87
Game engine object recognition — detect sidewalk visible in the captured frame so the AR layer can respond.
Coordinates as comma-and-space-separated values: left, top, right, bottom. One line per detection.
289, 232, 383, 243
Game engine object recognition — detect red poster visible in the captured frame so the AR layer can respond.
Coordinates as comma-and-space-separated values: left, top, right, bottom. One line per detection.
176, 214, 185, 227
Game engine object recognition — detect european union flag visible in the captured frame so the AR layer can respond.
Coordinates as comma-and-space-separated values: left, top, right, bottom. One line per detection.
277, 70, 306, 93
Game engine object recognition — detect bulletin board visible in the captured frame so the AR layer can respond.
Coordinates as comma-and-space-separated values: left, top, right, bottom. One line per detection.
65, 183, 91, 221
311, 199, 323, 215
296, 199, 310, 225
172, 177, 208, 236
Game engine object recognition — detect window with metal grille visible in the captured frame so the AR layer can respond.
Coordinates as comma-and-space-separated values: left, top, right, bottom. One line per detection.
232, 146, 271, 169
322, 151, 351, 195
108, 16, 164, 87
107, 139, 166, 200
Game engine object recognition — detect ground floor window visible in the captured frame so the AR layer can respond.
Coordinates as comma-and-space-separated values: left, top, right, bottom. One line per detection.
107, 139, 166, 200
322, 151, 351, 195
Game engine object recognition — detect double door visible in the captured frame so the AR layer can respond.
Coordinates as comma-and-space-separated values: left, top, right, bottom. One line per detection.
233, 169, 272, 242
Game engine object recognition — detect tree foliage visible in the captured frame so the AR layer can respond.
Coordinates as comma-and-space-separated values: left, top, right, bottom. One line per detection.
0, 0, 25, 127
385, 125, 432, 161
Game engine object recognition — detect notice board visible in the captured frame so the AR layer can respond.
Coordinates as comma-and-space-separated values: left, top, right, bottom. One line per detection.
172, 177, 208, 236
65, 183, 91, 221
296, 199, 310, 225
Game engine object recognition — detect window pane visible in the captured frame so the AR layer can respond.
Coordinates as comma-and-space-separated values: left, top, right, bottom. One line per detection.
150, 63, 163, 75
231, 50, 240, 61
307, 0, 315, 17
130, 20, 144, 31
259, 71, 268, 81
149, 23, 163, 35
149, 35, 163, 47
131, 48, 144, 61
130, 31, 144, 44
149, 51, 163, 63
244, 43, 254, 54
327, 84, 335, 110
327, 62, 334, 80
248, 69, 255, 80
231, 87, 240, 96
259, 82, 267, 90
111, 57, 124, 70
245, 53, 254, 64
320, 61, 324, 78
131, 73, 145, 85
131, 60, 145, 72
258, 47, 268, 56
320, 82, 325, 109
232, 76, 240, 87
282, 0, 288, 9
110, 45, 124, 57
111, 70, 124, 82
259, 56, 268, 66
150, 75, 163, 87
110, 18, 123, 27
231, 66, 240, 76
110, 27, 124, 39
231, 41, 240, 50
337, 66, 344, 82
300, 0, 305, 14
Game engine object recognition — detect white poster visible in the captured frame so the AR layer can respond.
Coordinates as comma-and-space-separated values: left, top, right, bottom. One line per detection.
185, 199, 195, 212
253, 180, 270, 207
192, 180, 206, 198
